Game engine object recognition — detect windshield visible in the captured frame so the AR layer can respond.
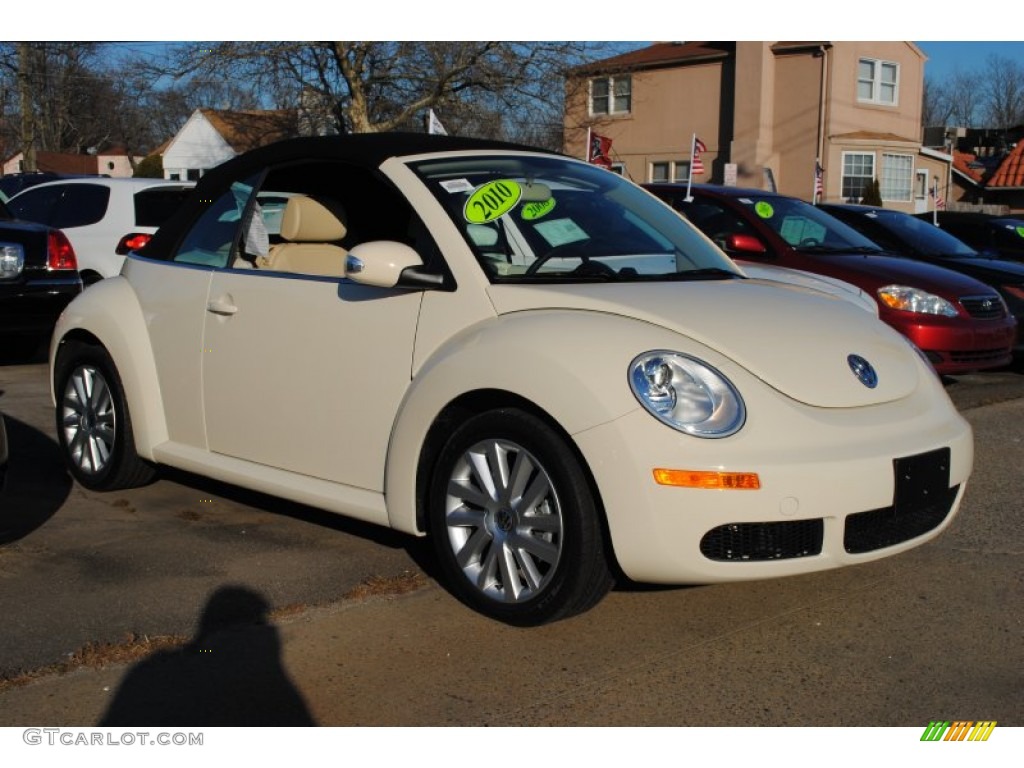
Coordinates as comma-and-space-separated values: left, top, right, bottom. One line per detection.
868, 210, 978, 258
410, 154, 741, 282
734, 195, 883, 253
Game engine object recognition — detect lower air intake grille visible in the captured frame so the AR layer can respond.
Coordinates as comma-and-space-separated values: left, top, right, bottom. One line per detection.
700, 519, 823, 561
844, 485, 959, 554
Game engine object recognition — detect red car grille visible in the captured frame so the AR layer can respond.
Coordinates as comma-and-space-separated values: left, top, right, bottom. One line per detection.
959, 295, 1006, 319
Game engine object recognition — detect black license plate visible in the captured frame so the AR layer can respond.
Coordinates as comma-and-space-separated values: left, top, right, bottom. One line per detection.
893, 448, 951, 515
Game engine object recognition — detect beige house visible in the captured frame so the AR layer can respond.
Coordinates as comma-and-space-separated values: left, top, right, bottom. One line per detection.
565, 42, 950, 214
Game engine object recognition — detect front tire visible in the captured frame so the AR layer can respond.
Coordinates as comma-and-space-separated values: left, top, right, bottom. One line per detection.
428, 408, 613, 625
54, 342, 156, 491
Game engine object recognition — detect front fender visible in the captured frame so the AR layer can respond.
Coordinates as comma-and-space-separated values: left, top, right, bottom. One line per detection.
384, 309, 721, 534
49, 277, 167, 459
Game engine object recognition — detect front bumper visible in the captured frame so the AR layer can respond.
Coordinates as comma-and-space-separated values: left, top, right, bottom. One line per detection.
573, 378, 973, 585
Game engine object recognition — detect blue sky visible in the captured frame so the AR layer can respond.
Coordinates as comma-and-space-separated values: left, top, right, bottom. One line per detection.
916, 42, 1024, 82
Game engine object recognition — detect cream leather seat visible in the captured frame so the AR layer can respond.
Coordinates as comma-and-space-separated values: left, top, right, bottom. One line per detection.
264, 196, 348, 277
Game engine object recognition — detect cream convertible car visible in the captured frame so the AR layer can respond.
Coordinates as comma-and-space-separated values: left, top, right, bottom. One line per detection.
50, 135, 973, 625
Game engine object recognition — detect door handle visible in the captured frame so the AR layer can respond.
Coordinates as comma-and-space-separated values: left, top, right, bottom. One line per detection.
207, 295, 238, 316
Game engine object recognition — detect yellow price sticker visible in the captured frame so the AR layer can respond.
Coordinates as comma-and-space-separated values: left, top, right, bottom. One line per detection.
464, 180, 522, 223
755, 201, 774, 219
521, 198, 556, 221
1016, 226, 1024, 238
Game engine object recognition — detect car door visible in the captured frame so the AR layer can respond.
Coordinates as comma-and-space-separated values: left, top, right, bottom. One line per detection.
200, 164, 425, 492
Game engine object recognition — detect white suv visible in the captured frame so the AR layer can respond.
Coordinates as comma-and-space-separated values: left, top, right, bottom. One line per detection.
8, 178, 194, 285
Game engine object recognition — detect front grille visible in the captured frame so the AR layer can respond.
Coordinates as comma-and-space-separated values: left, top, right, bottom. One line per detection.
700, 519, 823, 561
948, 348, 1011, 364
959, 295, 1006, 319
844, 484, 959, 554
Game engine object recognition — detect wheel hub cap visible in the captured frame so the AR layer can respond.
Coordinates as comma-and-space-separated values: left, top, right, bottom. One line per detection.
444, 438, 564, 604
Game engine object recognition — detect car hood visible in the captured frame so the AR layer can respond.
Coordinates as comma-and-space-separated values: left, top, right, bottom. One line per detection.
932, 255, 1024, 282
487, 280, 920, 408
809, 251, 996, 296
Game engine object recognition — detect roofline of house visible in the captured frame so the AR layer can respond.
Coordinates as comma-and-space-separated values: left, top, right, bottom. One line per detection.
952, 168, 983, 187
920, 146, 952, 162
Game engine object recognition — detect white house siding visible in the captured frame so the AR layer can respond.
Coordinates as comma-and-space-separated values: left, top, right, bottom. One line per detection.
162, 111, 237, 180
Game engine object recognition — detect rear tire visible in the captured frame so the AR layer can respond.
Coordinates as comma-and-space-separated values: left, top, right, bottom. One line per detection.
428, 408, 613, 625
54, 342, 157, 491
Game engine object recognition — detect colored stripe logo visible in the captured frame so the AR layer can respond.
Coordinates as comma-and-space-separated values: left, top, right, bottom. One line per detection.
921, 721, 997, 741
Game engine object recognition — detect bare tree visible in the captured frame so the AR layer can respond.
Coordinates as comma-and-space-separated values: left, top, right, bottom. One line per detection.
145, 41, 604, 148
981, 54, 1024, 129
947, 68, 983, 128
922, 75, 952, 128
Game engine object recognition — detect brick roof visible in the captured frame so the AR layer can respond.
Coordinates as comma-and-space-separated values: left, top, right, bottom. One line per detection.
200, 109, 298, 154
987, 139, 1024, 188
952, 149, 985, 184
26, 151, 98, 174
572, 42, 735, 75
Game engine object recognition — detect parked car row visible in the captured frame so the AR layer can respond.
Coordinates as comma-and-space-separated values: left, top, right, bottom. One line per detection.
820, 203, 1024, 349
645, 184, 1019, 374
3, 135, 1021, 626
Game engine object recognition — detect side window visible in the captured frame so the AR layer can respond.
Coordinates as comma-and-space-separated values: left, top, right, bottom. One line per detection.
681, 200, 754, 246
51, 184, 110, 228
237, 161, 435, 278
172, 177, 259, 268
7, 185, 64, 225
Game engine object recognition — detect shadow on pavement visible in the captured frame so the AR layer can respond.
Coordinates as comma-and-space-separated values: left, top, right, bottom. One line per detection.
0, 414, 72, 544
99, 585, 317, 726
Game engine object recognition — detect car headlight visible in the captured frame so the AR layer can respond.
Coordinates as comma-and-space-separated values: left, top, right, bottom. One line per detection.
877, 285, 958, 316
629, 352, 745, 437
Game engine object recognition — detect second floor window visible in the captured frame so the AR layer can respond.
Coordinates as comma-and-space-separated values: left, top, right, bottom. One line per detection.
591, 75, 631, 115
858, 58, 899, 106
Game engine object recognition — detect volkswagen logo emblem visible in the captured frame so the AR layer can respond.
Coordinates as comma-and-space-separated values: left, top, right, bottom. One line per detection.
847, 354, 878, 389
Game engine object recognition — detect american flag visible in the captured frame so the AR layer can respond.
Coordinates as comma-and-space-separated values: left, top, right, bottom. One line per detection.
692, 137, 707, 175
814, 162, 824, 199
930, 183, 946, 209
589, 132, 613, 168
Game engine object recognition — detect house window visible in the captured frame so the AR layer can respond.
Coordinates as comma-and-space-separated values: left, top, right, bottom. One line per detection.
881, 153, 913, 202
650, 162, 670, 182
841, 152, 875, 201
609, 163, 626, 176
590, 75, 631, 115
857, 58, 899, 105
649, 161, 691, 183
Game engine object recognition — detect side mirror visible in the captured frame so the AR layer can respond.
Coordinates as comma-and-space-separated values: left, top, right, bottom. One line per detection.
345, 241, 433, 288
724, 233, 767, 255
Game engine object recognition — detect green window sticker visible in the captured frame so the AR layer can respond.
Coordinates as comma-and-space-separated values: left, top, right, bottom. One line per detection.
1016, 226, 1024, 238
755, 201, 774, 219
464, 180, 522, 223
521, 198, 556, 221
